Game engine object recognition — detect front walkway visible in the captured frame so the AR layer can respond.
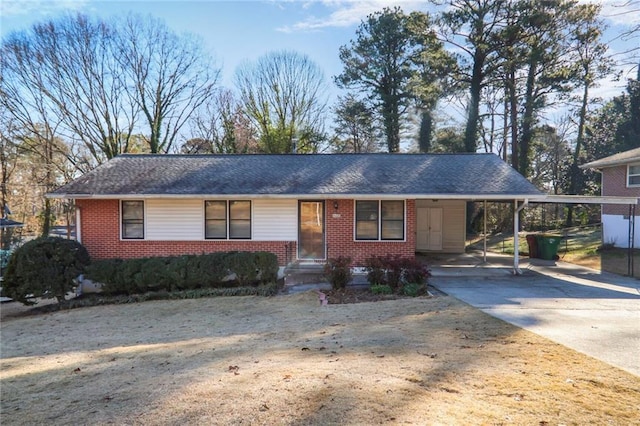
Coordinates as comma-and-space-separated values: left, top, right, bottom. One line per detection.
427, 251, 640, 376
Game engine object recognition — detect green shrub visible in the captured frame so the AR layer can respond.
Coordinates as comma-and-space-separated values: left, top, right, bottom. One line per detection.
165, 255, 192, 290
254, 251, 279, 283
370, 284, 393, 295
324, 256, 352, 290
402, 282, 423, 297
226, 252, 258, 286
3, 237, 90, 305
134, 257, 173, 291
85, 259, 126, 294
85, 251, 279, 296
195, 252, 229, 287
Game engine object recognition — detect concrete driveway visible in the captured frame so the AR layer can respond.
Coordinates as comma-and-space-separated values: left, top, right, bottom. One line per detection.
429, 253, 640, 377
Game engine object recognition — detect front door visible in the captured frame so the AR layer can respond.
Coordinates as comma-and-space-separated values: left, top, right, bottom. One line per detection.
416, 207, 443, 251
298, 201, 325, 260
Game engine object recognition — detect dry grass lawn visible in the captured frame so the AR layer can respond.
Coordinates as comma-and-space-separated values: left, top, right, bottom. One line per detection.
1, 293, 639, 425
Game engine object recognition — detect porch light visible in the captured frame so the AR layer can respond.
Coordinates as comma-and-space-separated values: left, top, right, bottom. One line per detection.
333, 201, 339, 211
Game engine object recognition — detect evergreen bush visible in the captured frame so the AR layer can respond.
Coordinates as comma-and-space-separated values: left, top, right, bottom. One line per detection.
85, 251, 279, 295
3, 237, 90, 305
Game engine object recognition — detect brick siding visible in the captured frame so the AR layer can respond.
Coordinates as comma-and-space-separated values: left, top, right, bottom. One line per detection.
77, 198, 416, 266
601, 165, 640, 216
325, 199, 416, 265
76, 199, 295, 265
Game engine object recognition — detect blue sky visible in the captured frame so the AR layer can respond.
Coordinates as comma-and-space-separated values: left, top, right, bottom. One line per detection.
1, 0, 639, 129
1, 0, 425, 92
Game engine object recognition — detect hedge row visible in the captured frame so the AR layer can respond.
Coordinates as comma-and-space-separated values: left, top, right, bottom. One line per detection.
85, 251, 279, 295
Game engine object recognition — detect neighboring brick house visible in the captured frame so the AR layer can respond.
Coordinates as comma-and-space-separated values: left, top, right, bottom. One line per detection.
582, 147, 640, 248
47, 153, 542, 268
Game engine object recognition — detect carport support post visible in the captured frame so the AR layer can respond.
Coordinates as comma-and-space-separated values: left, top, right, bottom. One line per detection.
513, 199, 529, 275
483, 200, 487, 263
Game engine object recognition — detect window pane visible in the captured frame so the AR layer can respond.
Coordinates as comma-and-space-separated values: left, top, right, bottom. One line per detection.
122, 201, 143, 220
122, 201, 144, 239
230, 201, 251, 220
630, 175, 640, 186
381, 201, 403, 220
381, 221, 403, 240
356, 201, 378, 221
205, 220, 227, 239
230, 220, 251, 239
205, 201, 226, 220
356, 221, 378, 240
123, 222, 144, 239
629, 165, 640, 175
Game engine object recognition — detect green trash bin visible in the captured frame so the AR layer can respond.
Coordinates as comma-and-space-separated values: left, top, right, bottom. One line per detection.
535, 235, 562, 260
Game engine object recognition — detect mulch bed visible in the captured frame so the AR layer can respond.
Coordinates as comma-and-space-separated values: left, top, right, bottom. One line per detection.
323, 287, 433, 304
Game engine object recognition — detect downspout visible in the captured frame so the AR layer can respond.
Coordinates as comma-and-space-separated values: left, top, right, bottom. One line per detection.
513, 199, 529, 275
75, 203, 82, 244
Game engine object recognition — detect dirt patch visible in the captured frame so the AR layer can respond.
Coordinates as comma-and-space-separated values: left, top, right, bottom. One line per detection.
1, 294, 639, 425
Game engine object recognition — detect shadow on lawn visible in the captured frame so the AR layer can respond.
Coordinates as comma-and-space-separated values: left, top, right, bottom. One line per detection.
0, 295, 524, 425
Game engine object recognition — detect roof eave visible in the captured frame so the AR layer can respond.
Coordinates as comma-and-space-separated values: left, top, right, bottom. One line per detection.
581, 157, 640, 170
529, 195, 639, 205
47, 193, 542, 201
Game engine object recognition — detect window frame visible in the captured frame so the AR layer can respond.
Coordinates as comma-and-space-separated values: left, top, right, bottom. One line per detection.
627, 164, 640, 187
354, 200, 405, 241
204, 200, 252, 240
121, 200, 145, 240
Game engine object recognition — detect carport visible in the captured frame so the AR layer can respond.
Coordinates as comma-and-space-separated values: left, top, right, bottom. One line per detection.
473, 195, 639, 275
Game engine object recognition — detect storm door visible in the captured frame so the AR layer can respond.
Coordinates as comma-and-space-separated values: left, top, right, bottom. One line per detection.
298, 201, 325, 260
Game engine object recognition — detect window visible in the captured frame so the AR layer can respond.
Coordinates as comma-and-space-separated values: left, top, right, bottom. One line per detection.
229, 201, 251, 239
628, 164, 640, 187
355, 200, 404, 241
205, 200, 251, 239
121, 200, 144, 239
381, 201, 404, 240
355, 201, 378, 240
205, 201, 227, 239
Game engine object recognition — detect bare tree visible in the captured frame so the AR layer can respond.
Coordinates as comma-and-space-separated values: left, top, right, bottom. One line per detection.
185, 89, 257, 154
0, 111, 20, 219
118, 14, 220, 154
1, 14, 138, 164
235, 50, 328, 153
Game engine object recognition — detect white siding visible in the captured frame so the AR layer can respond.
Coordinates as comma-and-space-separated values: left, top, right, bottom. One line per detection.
146, 199, 204, 240
602, 214, 640, 248
253, 199, 297, 241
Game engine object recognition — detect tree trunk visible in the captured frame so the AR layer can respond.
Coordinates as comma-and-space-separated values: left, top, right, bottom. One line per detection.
519, 58, 538, 177
418, 110, 433, 153
464, 51, 485, 153
566, 82, 590, 226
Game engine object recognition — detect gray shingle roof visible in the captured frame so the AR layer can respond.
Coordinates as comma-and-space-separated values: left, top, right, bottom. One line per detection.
49, 153, 542, 198
581, 147, 640, 169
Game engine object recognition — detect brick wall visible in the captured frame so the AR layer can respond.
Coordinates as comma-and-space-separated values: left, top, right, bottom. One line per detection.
601, 165, 640, 216
76, 199, 295, 265
325, 199, 416, 265
77, 198, 416, 267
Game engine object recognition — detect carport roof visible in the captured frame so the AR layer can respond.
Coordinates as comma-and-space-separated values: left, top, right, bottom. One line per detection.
48, 153, 543, 200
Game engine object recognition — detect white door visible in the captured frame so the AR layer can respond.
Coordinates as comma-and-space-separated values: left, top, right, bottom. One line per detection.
416, 207, 443, 251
